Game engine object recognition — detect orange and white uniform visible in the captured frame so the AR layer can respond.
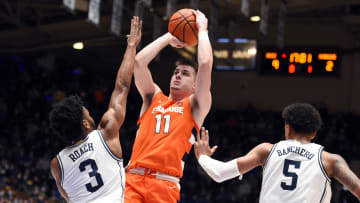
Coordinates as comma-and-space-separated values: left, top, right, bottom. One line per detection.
125, 92, 199, 203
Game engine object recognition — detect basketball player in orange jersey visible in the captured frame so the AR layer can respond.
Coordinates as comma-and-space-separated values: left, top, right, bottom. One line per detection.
124, 10, 213, 203
49, 17, 142, 202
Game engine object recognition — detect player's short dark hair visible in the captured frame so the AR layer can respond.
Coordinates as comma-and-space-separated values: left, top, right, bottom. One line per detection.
175, 59, 198, 74
49, 95, 84, 146
282, 103, 322, 134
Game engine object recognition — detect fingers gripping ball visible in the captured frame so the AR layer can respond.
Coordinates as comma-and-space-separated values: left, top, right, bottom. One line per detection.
168, 8, 198, 46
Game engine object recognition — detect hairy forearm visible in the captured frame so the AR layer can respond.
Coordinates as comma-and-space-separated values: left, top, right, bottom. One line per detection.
135, 33, 170, 67
116, 44, 137, 89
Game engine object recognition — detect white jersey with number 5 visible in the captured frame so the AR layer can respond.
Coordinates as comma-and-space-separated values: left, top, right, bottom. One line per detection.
259, 140, 331, 203
57, 130, 125, 203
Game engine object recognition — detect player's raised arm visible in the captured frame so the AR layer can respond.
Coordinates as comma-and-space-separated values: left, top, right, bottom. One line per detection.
323, 151, 360, 200
194, 127, 272, 183
98, 16, 142, 136
191, 10, 213, 126
134, 32, 185, 102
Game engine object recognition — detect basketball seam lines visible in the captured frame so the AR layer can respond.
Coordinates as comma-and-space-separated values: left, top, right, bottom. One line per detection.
170, 15, 194, 34
170, 18, 186, 36
183, 23, 187, 41
176, 11, 198, 41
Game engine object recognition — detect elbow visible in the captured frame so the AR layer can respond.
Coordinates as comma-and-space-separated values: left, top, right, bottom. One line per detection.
212, 172, 225, 183
198, 59, 213, 69
135, 55, 146, 69
116, 81, 130, 92
213, 177, 225, 183
134, 57, 141, 68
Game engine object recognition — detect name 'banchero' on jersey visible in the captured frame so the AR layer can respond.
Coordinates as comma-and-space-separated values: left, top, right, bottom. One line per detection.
259, 140, 331, 203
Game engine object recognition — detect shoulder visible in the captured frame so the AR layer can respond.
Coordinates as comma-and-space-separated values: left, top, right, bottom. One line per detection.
250, 143, 274, 166
255, 143, 273, 157
144, 84, 162, 103
321, 150, 345, 177
50, 157, 60, 180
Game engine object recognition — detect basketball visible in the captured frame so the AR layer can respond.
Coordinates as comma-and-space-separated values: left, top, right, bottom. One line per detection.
168, 8, 198, 46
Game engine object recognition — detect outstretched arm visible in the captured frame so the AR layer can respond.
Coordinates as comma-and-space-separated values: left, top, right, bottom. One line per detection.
323, 151, 360, 200
190, 10, 213, 127
194, 127, 272, 183
98, 16, 142, 137
134, 32, 185, 114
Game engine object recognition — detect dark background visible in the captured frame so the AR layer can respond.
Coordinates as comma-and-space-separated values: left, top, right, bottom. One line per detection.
1, 0, 360, 202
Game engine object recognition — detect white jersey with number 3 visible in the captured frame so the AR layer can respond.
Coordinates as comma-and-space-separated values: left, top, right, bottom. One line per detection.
57, 130, 125, 203
259, 140, 331, 203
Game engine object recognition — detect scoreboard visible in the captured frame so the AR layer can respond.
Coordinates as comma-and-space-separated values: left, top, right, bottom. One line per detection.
259, 49, 341, 76
213, 38, 257, 71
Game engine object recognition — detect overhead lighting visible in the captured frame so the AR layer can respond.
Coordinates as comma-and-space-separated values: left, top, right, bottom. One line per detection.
73, 42, 84, 50
250, 16, 261, 22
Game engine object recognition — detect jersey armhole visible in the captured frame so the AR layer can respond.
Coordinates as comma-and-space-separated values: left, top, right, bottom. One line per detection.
137, 91, 164, 125
263, 143, 277, 170
186, 97, 200, 132
56, 154, 65, 187
96, 130, 123, 161
318, 146, 331, 182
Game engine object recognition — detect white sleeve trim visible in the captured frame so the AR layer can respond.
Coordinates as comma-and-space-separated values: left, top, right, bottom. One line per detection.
198, 155, 242, 183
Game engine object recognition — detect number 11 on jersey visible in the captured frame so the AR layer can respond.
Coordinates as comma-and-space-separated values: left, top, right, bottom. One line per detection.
155, 114, 171, 134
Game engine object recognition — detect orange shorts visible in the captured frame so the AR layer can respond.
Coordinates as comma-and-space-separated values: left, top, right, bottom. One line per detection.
124, 171, 180, 203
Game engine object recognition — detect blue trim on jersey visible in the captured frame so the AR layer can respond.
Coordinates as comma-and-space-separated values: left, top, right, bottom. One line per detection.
66, 134, 90, 149
263, 143, 277, 170
96, 130, 123, 161
56, 154, 64, 186
117, 160, 125, 201
319, 179, 329, 203
318, 146, 331, 182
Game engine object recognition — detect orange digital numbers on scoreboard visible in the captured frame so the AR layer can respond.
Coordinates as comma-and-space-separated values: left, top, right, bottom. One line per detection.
265, 52, 277, 59
325, 61, 334, 72
261, 49, 339, 76
318, 53, 337, 60
272, 59, 280, 70
289, 52, 313, 64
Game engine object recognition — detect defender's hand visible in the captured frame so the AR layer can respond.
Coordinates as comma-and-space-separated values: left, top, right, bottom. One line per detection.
127, 16, 142, 47
194, 127, 218, 160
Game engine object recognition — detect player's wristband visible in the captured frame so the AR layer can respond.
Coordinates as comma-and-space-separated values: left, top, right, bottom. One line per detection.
198, 155, 242, 183
198, 31, 209, 41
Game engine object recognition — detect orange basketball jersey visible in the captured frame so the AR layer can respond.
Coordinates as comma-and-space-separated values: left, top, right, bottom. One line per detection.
128, 92, 199, 178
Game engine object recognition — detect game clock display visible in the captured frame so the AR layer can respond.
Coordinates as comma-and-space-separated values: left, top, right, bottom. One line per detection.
259, 49, 341, 76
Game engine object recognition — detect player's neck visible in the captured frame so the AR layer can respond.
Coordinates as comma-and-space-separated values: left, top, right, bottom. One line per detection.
291, 134, 313, 143
169, 90, 189, 101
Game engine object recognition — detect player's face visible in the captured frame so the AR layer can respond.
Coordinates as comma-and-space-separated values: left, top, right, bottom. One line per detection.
82, 107, 96, 131
170, 65, 196, 94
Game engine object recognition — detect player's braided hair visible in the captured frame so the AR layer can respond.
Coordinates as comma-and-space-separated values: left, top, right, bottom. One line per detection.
282, 103, 322, 134
49, 95, 84, 146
